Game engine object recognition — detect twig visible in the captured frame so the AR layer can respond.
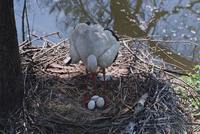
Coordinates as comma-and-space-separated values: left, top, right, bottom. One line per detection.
21, 0, 27, 41
23, 32, 61, 46
122, 40, 189, 76
31, 33, 57, 46
25, 2, 31, 42
122, 37, 200, 47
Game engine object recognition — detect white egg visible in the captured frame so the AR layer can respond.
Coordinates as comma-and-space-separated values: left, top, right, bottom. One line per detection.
91, 95, 99, 101
87, 100, 96, 110
96, 97, 105, 108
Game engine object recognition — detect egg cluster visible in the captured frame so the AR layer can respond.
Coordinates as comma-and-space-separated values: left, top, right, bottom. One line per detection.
87, 95, 105, 110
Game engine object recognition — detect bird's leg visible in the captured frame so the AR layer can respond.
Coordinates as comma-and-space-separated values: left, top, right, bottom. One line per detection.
83, 69, 89, 106
86, 68, 89, 75
103, 68, 106, 93
102, 68, 109, 106
91, 72, 97, 95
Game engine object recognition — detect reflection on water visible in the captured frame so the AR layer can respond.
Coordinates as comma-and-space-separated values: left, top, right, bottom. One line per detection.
14, 0, 200, 72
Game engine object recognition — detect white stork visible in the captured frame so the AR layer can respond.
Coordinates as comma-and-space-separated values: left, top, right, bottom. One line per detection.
69, 23, 120, 104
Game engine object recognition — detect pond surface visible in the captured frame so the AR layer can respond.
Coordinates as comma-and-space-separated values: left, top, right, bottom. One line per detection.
14, 0, 200, 72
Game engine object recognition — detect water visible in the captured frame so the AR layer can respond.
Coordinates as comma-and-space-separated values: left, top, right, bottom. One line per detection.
14, 0, 200, 72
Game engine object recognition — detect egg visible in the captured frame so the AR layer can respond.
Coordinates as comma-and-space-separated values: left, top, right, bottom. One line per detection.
96, 97, 105, 108
91, 95, 99, 101
87, 100, 96, 110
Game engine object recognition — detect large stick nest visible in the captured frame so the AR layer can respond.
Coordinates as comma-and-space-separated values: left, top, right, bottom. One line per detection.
9, 34, 198, 133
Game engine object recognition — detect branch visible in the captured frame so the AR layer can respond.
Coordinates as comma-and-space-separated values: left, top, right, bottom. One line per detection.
21, 0, 27, 41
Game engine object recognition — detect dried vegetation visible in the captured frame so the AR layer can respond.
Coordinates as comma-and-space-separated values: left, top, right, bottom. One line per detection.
3, 32, 199, 133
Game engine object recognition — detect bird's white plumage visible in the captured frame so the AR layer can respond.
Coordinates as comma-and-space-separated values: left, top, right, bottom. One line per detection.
69, 23, 120, 72
87, 55, 97, 72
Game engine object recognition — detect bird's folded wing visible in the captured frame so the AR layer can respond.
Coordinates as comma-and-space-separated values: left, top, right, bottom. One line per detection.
98, 42, 120, 68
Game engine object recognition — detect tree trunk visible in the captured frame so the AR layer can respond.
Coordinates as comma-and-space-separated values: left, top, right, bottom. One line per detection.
0, 0, 23, 115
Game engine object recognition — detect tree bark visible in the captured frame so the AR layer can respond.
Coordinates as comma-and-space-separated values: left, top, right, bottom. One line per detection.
0, 0, 23, 115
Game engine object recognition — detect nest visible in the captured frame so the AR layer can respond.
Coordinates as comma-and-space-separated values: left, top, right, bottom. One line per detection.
10, 34, 197, 133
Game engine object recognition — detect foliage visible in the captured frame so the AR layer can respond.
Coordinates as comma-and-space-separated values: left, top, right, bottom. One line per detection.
176, 64, 200, 118
185, 65, 200, 88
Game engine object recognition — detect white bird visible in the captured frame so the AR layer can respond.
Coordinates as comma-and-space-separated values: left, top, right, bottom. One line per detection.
69, 23, 120, 104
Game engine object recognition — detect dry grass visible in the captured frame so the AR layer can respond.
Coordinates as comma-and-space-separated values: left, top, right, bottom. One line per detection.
2, 33, 199, 133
